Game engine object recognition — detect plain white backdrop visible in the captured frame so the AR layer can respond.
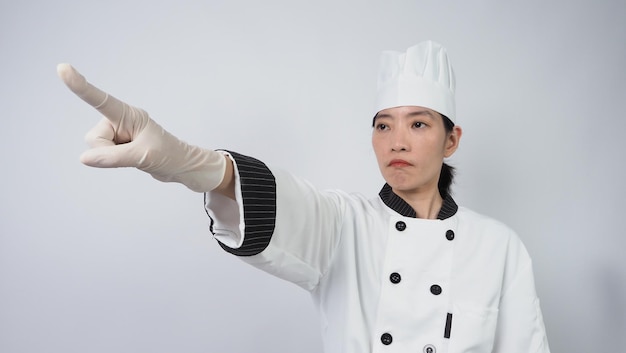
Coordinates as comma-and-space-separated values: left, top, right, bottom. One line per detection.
1, 1, 625, 352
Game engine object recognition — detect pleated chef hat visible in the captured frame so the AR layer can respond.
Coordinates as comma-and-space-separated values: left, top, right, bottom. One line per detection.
376, 40, 456, 122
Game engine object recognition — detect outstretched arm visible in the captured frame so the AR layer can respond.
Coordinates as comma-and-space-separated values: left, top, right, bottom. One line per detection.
57, 64, 235, 198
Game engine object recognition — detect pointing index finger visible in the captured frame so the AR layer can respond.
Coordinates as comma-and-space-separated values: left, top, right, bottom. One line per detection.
56, 63, 126, 124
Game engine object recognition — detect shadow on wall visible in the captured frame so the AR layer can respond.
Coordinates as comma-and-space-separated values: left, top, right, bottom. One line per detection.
596, 264, 626, 349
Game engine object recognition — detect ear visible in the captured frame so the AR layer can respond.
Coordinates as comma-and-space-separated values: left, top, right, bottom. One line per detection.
444, 125, 462, 158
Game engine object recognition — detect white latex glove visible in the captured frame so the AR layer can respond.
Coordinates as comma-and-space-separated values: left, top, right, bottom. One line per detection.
57, 64, 226, 192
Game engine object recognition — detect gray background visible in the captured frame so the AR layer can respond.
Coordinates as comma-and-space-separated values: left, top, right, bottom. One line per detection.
1, 0, 625, 352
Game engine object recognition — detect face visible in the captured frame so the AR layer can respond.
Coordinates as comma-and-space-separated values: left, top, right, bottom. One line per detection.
372, 106, 462, 198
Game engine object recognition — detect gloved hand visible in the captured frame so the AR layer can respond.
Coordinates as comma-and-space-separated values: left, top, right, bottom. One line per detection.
57, 64, 226, 193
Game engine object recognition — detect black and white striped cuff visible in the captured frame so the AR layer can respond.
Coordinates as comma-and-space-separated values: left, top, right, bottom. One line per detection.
211, 151, 277, 256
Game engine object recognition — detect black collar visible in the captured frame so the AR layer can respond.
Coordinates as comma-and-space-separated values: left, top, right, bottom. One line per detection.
378, 184, 458, 220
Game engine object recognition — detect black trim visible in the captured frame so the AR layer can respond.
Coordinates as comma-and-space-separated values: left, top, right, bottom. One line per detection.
444, 313, 453, 339
208, 151, 277, 257
378, 183, 458, 220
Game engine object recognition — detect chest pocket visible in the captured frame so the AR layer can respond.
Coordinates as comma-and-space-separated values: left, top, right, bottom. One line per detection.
447, 304, 498, 353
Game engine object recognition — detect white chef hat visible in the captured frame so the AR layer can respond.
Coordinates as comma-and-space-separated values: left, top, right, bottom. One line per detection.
375, 40, 456, 122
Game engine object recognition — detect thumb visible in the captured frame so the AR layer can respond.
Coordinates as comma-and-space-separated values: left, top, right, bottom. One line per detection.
80, 143, 143, 169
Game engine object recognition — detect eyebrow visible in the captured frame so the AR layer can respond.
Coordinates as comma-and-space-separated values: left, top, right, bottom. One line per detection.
374, 110, 436, 121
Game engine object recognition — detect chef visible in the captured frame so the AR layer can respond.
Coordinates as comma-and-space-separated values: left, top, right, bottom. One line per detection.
58, 40, 551, 353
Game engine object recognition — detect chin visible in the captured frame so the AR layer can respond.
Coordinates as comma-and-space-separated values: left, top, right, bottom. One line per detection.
386, 177, 435, 196
386, 180, 417, 193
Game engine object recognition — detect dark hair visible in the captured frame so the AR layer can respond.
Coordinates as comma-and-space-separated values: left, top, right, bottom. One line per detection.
372, 112, 456, 198
439, 114, 455, 198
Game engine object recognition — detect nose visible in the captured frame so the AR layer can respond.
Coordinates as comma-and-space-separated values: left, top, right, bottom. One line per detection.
391, 128, 410, 152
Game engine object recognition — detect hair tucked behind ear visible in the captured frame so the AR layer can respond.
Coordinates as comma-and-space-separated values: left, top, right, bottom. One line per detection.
439, 163, 455, 198
439, 115, 456, 198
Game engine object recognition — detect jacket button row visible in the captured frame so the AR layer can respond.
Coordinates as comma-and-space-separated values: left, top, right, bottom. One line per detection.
389, 272, 401, 284
430, 284, 442, 295
380, 332, 393, 345
390, 274, 440, 296
396, 223, 454, 242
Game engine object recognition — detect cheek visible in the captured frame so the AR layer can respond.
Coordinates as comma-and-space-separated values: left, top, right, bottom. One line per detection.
413, 140, 446, 166
371, 137, 387, 168
428, 134, 449, 155
371, 136, 383, 156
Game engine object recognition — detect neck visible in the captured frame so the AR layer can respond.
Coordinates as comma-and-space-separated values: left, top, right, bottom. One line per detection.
393, 187, 443, 219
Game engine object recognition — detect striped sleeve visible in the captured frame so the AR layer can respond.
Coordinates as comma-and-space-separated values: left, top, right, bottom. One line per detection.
209, 151, 277, 256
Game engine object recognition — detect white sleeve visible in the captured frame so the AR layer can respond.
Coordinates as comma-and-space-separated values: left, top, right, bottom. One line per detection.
204, 150, 345, 291
492, 241, 551, 353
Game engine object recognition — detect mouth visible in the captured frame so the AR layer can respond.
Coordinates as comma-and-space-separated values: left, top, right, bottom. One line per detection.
388, 159, 413, 167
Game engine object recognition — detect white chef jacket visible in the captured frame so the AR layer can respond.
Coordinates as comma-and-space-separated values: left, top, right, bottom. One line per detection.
205, 151, 551, 353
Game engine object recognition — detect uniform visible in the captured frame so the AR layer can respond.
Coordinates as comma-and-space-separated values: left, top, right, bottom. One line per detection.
205, 152, 551, 353
57, 38, 551, 353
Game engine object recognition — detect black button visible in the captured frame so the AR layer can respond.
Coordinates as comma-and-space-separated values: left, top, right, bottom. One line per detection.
424, 344, 436, 353
395, 221, 406, 231
430, 284, 442, 295
389, 272, 401, 284
381, 333, 393, 345
445, 229, 455, 241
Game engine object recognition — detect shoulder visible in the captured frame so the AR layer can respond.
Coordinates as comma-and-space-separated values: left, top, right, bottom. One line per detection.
454, 208, 537, 300
456, 206, 517, 236
455, 207, 528, 251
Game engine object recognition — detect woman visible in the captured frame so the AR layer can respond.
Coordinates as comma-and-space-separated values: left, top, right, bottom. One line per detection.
58, 41, 550, 353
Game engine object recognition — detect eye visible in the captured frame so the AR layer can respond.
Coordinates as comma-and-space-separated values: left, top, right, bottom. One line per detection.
375, 123, 389, 131
412, 121, 425, 128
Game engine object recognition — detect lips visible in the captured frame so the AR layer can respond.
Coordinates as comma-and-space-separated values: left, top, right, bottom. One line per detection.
389, 159, 412, 167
